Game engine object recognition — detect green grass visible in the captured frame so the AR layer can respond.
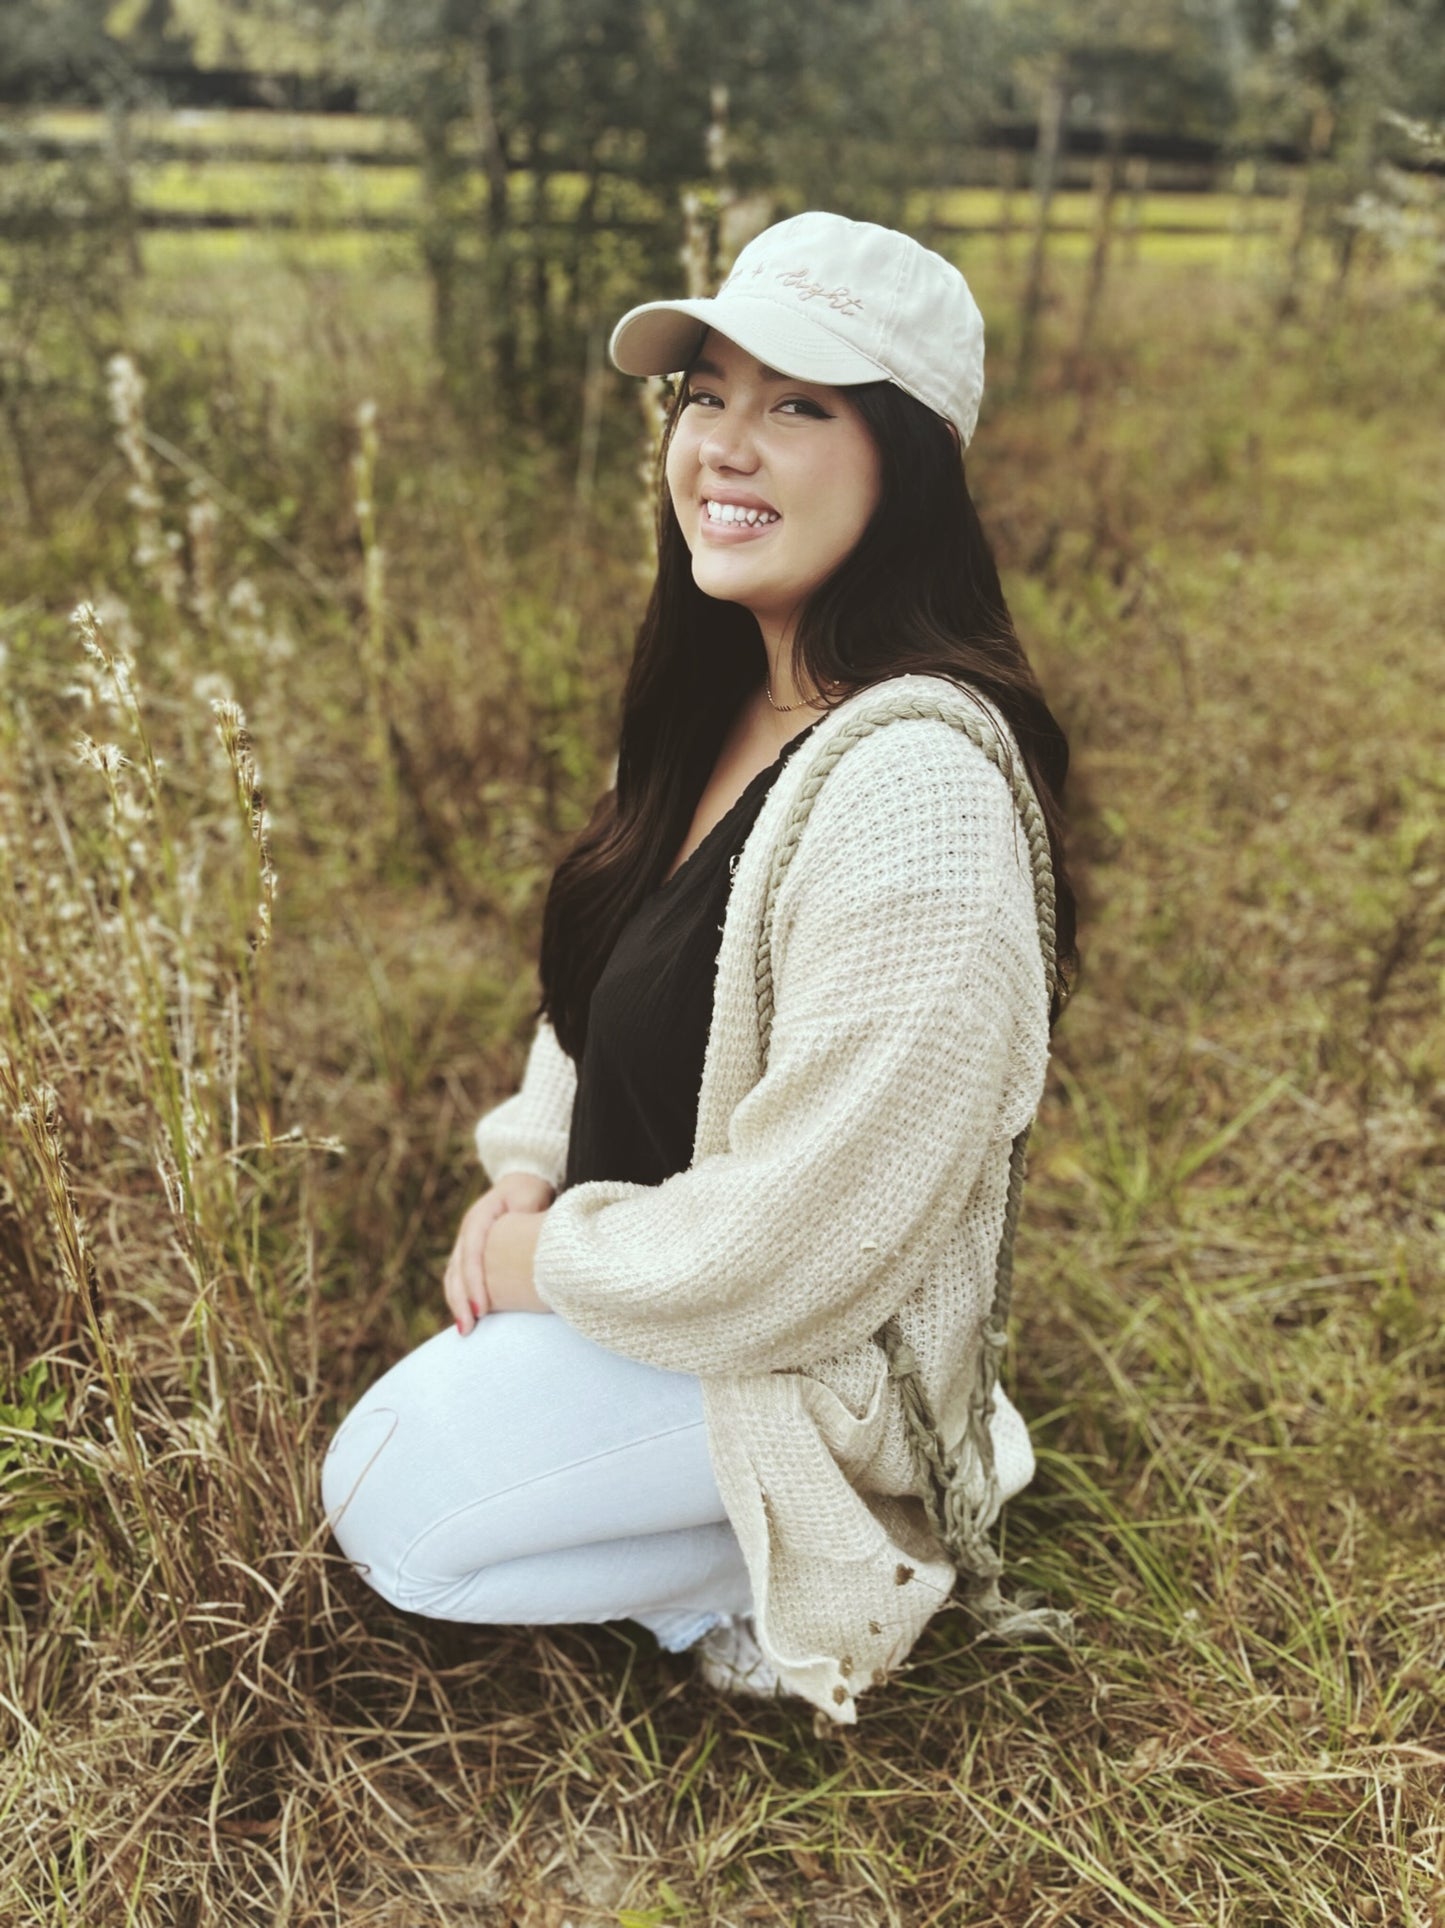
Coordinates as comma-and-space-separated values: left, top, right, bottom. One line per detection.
138, 223, 418, 274
916, 183, 1289, 234
0, 232, 1441, 1926
26, 106, 416, 156
128, 177, 1297, 268
133, 154, 431, 221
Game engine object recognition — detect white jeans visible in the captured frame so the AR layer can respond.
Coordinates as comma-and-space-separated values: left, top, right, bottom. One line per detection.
321, 1312, 755, 1653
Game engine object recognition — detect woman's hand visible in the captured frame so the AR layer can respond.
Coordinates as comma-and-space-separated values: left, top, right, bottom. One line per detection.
444, 1172, 555, 1335
478, 1212, 551, 1318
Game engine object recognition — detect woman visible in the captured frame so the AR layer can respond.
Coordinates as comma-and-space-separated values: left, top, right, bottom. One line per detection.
323, 211, 1077, 1724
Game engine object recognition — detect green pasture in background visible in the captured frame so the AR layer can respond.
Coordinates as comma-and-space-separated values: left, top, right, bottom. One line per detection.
14, 105, 1299, 256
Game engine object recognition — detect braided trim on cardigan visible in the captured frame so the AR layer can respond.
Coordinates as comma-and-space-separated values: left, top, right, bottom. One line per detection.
754, 685, 1073, 1646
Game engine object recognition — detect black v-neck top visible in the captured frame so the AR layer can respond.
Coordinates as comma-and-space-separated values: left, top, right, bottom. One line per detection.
564, 722, 820, 1191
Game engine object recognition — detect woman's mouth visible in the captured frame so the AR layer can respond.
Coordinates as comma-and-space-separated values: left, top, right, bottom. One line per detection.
700, 498, 780, 540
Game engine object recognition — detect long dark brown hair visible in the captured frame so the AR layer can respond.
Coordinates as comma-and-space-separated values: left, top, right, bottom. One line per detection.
537, 376, 1077, 1060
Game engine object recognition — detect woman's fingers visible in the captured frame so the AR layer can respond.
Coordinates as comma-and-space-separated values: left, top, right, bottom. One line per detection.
460, 1198, 502, 1314
445, 1178, 556, 1336
446, 1192, 508, 1334
443, 1240, 475, 1333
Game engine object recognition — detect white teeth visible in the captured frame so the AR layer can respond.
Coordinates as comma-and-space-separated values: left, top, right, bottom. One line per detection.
706, 500, 778, 525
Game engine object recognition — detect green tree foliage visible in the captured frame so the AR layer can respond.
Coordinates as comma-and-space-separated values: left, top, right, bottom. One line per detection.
992, 0, 1242, 134
6, 0, 1442, 418
1235, 0, 1445, 135
4, 0, 193, 97
1232, 0, 1445, 304
289, 0, 1009, 425
982, 0, 1241, 377
638, 0, 1007, 212
0, 4, 190, 525
0, 148, 133, 529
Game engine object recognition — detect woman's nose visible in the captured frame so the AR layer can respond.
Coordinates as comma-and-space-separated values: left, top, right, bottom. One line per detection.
699, 412, 759, 474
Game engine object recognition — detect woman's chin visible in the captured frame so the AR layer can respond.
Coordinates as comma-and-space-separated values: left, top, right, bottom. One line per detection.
691, 560, 767, 611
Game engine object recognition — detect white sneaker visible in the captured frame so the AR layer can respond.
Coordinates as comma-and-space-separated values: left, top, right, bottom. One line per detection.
692, 1614, 789, 1700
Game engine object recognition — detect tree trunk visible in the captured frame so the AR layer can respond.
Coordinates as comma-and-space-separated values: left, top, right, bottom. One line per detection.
995, 146, 1018, 271
674, 85, 731, 305
1075, 97, 1126, 361
680, 189, 711, 300
1018, 61, 1069, 386
557, 322, 607, 615
1231, 157, 1259, 264
1277, 101, 1334, 325
1123, 154, 1149, 268
469, 20, 516, 393
564, 138, 604, 341
104, 97, 144, 281
1332, 100, 1379, 296
0, 381, 38, 532
527, 152, 552, 403
417, 100, 458, 367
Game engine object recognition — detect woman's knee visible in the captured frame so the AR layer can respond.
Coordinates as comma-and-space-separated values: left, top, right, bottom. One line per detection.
320, 1396, 408, 1601
319, 1314, 721, 1609
319, 1320, 572, 1600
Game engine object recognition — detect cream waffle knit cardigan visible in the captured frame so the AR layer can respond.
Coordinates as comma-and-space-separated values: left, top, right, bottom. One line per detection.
474, 674, 1051, 1723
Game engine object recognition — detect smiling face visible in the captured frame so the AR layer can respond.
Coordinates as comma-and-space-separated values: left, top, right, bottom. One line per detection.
663, 330, 883, 647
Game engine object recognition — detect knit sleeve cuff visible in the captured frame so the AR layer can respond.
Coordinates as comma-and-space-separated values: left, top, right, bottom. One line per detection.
473, 1017, 577, 1193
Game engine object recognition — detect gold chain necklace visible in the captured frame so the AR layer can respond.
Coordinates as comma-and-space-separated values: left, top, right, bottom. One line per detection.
766, 673, 829, 713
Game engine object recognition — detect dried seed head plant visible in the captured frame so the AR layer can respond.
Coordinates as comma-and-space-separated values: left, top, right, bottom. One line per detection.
186, 485, 220, 629
209, 696, 277, 955
1, 587, 412, 1918
106, 354, 185, 611
350, 397, 396, 823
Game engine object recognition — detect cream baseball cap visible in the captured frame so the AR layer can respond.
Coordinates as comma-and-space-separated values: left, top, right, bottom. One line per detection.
609, 210, 986, 447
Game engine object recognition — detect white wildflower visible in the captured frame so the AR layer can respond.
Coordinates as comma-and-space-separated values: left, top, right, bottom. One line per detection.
192, 671, 234, 709
106, 353, 183, 606
187, 488, 220, 627
72, 602, 103, 657
74, 736, 129, 777
226, 578, 264, 625
223, 576, 292, 662
155, 1150, 184, 1216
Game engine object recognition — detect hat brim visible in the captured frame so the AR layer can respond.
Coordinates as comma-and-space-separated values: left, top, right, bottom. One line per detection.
609, 295, 890, 389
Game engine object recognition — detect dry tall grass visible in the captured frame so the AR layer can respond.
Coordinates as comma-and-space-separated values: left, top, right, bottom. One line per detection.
1, 258, 1441, 1927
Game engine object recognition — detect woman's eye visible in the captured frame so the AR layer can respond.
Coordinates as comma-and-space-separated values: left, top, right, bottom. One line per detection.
681, 388, 722, 409
779, 398, 830, 418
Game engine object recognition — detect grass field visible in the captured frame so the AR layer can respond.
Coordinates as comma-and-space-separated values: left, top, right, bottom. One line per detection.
0, 224, 1441, 1926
